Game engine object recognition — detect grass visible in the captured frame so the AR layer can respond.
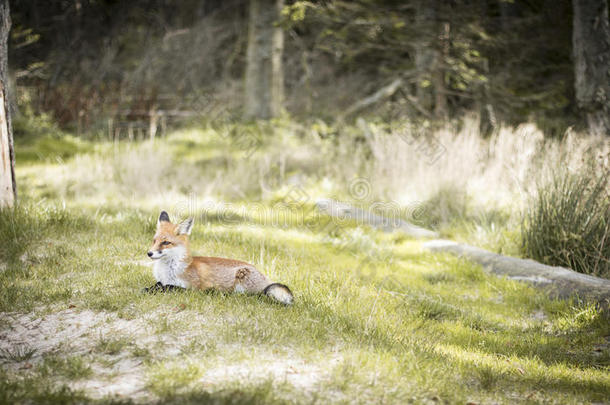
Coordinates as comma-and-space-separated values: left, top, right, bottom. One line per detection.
38, 355, 93, 380
95, 335, 132, 356
0, 123, 609, 403
522, 166, 610, 278
0, 345, 37, 362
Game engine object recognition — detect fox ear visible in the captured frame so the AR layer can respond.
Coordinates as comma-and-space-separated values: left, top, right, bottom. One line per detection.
158, 211, 170, 223
177, 217, 194, 235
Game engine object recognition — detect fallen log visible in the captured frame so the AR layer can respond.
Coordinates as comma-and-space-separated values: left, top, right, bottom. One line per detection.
315, 198, 439, 239
423, 240, 610, 310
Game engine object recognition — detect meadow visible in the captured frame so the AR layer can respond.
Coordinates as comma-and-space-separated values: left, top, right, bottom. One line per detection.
0, 121, 609, 404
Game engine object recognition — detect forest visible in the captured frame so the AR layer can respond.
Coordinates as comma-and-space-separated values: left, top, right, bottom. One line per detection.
0, 0, 609, 404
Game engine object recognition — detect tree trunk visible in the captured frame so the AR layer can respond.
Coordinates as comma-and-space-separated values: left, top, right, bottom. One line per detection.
0, 0, 15, 207
433, 1, 449, 119
414, 1, 435, 113
244, 0, 284, 120
432, 21, 449, 119
499, 0, 518, 31
414, 0, 448, 119
572, 0, 610, 136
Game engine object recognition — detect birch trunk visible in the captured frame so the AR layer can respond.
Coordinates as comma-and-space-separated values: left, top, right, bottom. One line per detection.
0, 0, 15, 207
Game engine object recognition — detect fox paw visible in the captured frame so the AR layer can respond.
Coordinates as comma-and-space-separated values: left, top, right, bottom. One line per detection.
142, 282, 185, 294
142, 282, 164, 294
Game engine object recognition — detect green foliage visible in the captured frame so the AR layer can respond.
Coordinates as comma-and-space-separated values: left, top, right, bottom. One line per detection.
0, 371, 87, 405
12, 110, 63, 140
418, 185, 471, 230
16, 135, 93, 163
522, 168, 610, 278
13, 108, 93, 162
95, 335, 131, 356
0, 204, 90, 267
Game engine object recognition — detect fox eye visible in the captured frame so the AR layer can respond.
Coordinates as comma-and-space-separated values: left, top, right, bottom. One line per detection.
161, 241, 171, 246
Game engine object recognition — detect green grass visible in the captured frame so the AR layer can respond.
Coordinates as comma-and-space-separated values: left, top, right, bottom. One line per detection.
0, 345, 37, 363
95, 335, 132, 356
0, 129, 608, 404
38, 355, 93, 380
522, 167, 610, 278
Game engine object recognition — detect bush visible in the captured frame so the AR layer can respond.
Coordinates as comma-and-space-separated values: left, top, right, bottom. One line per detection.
418, 184, 470, 230
522, 168, 610, 278
13, 110, 93, 163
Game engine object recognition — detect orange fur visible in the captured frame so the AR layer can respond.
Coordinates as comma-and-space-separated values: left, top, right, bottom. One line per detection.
149, 214, 272, 294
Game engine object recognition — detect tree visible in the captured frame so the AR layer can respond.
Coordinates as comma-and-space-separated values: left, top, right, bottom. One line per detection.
244, 0, 284, 119
0, 0, 15, 207
432, 3, 449, 119
572, 0, 610, 136
414, 0, 449, 119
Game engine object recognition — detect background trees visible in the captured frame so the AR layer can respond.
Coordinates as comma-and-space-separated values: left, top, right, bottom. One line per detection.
572, 0, 610, 136
5, 0, 609, 136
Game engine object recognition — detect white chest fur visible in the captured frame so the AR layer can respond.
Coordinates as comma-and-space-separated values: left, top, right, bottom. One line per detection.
152, 247, 191, 288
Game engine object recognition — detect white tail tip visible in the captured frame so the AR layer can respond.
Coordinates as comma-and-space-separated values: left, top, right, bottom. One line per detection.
263, 283, 294, 305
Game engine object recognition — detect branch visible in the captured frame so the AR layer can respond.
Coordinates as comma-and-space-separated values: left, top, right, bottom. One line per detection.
339, 77, 404, 120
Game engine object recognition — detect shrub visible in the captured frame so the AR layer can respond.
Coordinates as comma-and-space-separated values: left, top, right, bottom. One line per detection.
522, 168, 610, 278
418, 184, 470, 230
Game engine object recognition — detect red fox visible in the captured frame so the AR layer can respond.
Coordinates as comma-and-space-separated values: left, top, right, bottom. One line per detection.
145, 211, 294, 305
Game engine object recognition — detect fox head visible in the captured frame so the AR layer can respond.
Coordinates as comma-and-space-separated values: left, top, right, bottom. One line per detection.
147, 211, 194, 261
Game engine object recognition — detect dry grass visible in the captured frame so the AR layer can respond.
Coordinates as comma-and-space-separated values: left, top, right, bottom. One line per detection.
361, 118, 609, 209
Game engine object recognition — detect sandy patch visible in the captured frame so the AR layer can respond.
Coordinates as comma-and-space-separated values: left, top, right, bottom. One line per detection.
0, 309, 152, 399
0, 308, 338, 401
201, 357, 339, 391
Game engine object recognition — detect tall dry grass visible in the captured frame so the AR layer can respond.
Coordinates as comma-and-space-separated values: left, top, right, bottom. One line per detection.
360, 117, 609, 210
27, 118, 609, 208
22, 117, 608, 267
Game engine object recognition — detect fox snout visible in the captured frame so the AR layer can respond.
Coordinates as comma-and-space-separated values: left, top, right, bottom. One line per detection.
147, 250, 164, 260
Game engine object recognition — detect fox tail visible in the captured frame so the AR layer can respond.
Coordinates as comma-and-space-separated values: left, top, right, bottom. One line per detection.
262, 283, 294, 305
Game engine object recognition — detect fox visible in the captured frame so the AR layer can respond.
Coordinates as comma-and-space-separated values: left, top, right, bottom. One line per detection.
144, 211, 294, 305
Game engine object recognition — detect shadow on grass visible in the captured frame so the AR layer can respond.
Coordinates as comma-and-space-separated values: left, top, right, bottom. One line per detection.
295, 292, 610, 400
0, 205, 95, 312
0, 374, 290, 405
152, 383, 290, 405
0, 205, 94, 266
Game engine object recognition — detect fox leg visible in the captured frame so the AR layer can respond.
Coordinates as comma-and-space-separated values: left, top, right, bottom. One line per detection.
233, 267, 270, 293
232, 266, 293, 305
233, 268, 250, 293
